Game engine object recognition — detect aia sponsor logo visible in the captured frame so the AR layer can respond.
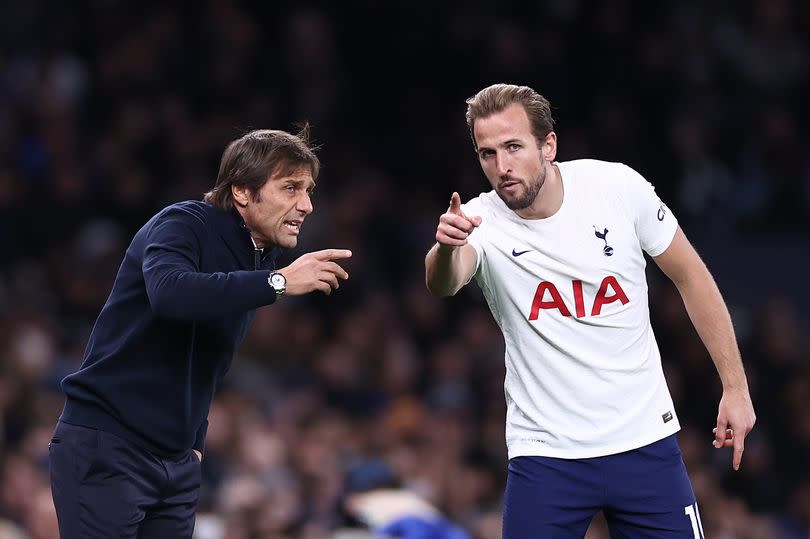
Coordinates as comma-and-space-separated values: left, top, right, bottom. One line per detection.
528, 276, 629, 319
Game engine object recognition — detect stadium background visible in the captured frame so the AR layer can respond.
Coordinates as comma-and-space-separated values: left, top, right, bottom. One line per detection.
1, 1, 809, 537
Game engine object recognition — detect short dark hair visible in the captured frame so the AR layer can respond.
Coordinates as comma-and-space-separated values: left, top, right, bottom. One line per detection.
203, 125, 320, 210
465, 84, 555, 151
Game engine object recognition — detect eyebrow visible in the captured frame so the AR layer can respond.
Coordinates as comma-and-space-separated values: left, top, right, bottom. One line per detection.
282, 178, 316, 187
478, 139, 524, 152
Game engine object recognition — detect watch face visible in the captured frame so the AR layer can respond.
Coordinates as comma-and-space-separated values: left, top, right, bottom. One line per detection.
270, 273, 286, 287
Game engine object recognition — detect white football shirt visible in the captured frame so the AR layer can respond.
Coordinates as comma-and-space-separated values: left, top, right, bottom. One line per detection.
463, 159, 680, 459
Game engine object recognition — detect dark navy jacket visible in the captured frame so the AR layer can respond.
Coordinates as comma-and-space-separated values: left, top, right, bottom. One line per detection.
60, 200, 280, 456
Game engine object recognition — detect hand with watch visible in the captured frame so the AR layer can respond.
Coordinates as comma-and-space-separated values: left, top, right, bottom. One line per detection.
269, 248, 352, 297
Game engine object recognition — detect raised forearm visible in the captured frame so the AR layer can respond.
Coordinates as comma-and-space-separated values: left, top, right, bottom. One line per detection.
145, 266, 276, 319
425, 244, 471, 297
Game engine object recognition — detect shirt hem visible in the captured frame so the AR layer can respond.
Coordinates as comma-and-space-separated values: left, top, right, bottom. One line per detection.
506, 422, 681, 460
60, 398, 191, 458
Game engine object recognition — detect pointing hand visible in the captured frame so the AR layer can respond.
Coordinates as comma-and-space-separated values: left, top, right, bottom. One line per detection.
712, 388, 756, 471
278, 249, 352, 296
436, 192, 481, 248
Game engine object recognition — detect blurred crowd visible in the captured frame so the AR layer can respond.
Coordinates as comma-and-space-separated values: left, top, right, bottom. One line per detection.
1, 0, 809, 538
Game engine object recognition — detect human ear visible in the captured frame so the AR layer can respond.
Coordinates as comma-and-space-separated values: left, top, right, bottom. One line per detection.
232, 184, 249, 207
542, 132, 558, 162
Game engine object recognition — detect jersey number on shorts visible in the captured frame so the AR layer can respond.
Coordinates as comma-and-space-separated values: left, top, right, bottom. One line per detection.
684, 503, 705, 539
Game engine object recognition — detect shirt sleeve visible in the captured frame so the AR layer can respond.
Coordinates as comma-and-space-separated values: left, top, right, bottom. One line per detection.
142, 206, 277, 320
620, 164, 678, 257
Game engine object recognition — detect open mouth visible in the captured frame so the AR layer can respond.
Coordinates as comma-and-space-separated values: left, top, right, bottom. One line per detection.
283, 220, 302, 233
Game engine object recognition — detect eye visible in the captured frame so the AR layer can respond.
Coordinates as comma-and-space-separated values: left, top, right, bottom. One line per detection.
507, 143, 521, 152
479, 149, 495, 159
284, 185, 296, 192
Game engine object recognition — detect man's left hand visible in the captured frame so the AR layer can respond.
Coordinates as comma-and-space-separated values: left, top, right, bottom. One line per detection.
713, 388, 756, 471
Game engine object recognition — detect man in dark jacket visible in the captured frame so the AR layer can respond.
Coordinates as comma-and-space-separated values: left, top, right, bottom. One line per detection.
49, 126, 351, 538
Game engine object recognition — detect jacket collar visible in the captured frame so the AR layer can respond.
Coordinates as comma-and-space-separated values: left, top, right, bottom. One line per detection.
208, 203, 283, 270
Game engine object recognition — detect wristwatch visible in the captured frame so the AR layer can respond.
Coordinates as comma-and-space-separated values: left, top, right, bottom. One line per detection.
268, 271, 286, 298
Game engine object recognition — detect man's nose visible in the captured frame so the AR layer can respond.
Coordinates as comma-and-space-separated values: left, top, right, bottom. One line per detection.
495, 152, 510, 176
297, 193, 313, 215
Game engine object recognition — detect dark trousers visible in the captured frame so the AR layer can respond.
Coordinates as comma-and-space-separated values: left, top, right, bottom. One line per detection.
49, 421, 201, 539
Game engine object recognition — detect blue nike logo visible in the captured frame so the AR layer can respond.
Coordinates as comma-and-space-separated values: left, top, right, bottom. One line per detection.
512, 249, 531, 257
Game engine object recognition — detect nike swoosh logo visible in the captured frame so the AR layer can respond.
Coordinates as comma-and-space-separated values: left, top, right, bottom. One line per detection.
512, 249, 531, 257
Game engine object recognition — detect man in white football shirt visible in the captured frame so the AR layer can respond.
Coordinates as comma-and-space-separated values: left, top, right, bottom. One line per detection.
424, 84, 756, 538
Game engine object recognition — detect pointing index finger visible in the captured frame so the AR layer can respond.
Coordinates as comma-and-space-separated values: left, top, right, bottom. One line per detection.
313, 249, 353, 261
733, 430, 745, 471
448, 192, 462, 214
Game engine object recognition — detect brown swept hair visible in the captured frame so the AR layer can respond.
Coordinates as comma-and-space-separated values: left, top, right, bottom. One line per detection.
465, 84, 555, 151
203, 125, 320, 210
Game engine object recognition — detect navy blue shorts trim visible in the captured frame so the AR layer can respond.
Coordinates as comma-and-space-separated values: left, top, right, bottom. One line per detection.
503, 435, 705, 538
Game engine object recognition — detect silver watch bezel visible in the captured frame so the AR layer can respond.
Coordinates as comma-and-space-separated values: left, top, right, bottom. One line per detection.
268, 272, 286, 297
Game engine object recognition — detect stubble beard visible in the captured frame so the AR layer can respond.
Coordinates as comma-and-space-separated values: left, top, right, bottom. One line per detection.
498, 166, 546, 211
